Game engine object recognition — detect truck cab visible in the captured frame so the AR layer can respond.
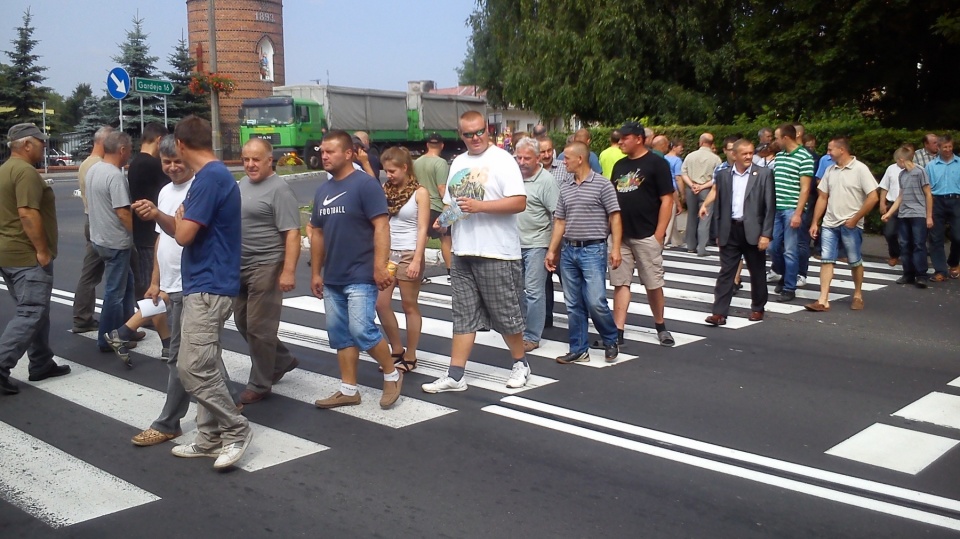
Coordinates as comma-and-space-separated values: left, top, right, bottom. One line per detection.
239, 96, 324, 166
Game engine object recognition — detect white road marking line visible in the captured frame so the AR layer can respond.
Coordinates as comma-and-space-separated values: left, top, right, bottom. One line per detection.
649, 272, 847, 301
391, 289, 706, 348
0, 421, 160, 528
486, 399, 960, 531
282, 295, 637, 367
10, 357, 328, 472
826, 423, 959, 475
893, 392, 960, 430
659, 257, 885, 290
690, 246, 905, 272
663, 249, 900, 281
117, 331, 457, 429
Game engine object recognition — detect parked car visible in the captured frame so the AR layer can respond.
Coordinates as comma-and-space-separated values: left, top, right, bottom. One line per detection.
47, 148, 74, 166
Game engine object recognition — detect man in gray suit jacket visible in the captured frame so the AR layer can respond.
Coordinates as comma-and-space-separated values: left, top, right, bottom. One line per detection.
698, 139, 776, 324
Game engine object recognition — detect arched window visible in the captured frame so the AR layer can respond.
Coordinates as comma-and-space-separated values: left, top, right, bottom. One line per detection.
257, 37, 275, 82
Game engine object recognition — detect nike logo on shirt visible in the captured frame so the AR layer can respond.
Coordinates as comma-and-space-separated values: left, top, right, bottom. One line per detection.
323, 192, 347, 206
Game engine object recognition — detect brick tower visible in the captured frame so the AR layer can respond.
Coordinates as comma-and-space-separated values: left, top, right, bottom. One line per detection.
186, 0, 285, 155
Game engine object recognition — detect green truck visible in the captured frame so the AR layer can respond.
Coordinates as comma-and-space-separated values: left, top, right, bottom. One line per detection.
239, 82, 487, 168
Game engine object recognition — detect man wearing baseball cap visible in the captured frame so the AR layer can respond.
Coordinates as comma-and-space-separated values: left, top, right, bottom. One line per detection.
0, 123, 71, 394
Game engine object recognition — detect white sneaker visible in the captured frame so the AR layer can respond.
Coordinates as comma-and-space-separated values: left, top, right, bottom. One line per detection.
214, 429, 253, 470
171, 443, 220, 458
506, 361, 531, 389
421, 375, 467, 394
797, 275, 807, 287
766, 269, 781, 283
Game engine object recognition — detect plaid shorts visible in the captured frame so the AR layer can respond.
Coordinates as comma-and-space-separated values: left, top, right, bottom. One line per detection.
451, 255, 525, 335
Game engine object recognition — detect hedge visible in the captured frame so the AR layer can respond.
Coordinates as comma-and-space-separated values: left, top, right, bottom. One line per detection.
553, 122, 941, 233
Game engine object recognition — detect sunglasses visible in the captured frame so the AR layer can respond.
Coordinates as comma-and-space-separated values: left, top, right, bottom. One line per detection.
461, 128, 486, 139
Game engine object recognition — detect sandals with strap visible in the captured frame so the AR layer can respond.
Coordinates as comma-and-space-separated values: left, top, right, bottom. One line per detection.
395, 357, 417, 373
379, 348, 405, 373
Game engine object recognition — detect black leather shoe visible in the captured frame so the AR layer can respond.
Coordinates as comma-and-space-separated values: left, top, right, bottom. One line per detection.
28, 364, 71, 382
774, 278, 784, 294
1, 376, 19, 395
777, 291, 796, 302
896, 275, 915, 285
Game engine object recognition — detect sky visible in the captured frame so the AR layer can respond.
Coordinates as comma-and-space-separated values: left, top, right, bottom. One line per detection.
2, 0, 478, 99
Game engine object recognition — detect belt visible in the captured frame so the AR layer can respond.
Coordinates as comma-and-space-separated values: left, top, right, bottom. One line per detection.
731, 218, 745, 224
934, 194, 960, 199
564, 238, 605, 247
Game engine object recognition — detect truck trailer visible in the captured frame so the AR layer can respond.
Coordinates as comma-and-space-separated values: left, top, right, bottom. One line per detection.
239, 81, 486, 168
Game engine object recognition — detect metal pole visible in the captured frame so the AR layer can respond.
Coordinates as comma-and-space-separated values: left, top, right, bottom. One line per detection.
42, 99, 48, 172
119, 99, 123, 131
163, 96, 168, 129
208, 0, 222, 159
140, 95, 144, 134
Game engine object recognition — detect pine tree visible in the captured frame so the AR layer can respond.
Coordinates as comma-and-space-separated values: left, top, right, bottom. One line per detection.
0, 9, 50, 133
62, 83, 93, 130
112, 15, 163, 135
74, 95, 115, 160
162, 35, 209, 122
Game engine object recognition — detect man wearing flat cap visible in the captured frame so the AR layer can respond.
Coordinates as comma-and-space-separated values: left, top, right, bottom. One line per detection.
0, 123, 71, 395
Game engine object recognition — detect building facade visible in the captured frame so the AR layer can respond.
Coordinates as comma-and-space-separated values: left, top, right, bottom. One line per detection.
186, 0, 285, 155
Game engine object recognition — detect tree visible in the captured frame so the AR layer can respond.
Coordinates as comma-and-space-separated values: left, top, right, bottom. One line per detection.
74, 95, 115, 159
112, 15, 164, 134
162, 35, 209, 122
62, 83, 93, 130
0, 9, 49, 133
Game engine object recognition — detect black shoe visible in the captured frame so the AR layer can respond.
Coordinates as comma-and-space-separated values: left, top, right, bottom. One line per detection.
777, 291, 796, 302
556, 351, 590, 364
72, 320, 99, 333
774, 278, 784, 294
28, 364, 71, 382
896, 275, 916, 285
543, 319, 554, 329
604, 343, 619, 363
915, 279, 929, 289
0, 376, 19, 395
590, 334, 624, 349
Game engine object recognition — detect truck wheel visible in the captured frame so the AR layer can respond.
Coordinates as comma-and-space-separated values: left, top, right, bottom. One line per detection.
308, 154, 321, 170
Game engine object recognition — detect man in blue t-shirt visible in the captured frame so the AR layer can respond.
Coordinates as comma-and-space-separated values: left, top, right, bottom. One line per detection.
308, 130, 403, 410
169, 115, 252, 470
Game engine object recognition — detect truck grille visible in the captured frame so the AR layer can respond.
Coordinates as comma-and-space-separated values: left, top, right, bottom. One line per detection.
251, 133, 281, 144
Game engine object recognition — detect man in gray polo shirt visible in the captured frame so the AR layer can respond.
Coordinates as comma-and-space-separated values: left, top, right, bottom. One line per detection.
545, 142, 622, 364
235, 139, 302, 404
515, 137, 559, 352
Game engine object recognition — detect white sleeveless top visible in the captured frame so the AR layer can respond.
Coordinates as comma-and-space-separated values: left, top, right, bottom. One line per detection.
390, 193, 419, 250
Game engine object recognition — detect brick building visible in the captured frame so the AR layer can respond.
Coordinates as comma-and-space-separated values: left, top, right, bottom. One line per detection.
186, 0, 285, 156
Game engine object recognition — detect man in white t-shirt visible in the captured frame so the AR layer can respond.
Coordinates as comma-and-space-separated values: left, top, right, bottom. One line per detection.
125, 135, 201, 446
877, 156, 904, 266
421, 111, 530, 393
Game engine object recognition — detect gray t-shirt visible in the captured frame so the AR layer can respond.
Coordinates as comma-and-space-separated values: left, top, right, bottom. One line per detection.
86, 160, 132, 249
898, 167, 930, 219
239, 173, 300, 268
518, 167, 559, 248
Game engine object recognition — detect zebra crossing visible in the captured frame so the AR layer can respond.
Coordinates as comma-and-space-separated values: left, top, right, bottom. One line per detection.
0, 250, 904, 528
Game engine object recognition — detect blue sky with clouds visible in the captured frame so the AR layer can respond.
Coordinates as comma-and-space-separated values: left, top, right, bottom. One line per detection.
2, 0, 477, 98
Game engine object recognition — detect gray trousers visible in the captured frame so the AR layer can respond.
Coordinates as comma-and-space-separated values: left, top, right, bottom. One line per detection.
179, 293, 249, 449
234, 262, 297, 392
150, 292, 189, 434
0, 264, 57, 379
72, 217, 104, 327
685, 186, 712, 253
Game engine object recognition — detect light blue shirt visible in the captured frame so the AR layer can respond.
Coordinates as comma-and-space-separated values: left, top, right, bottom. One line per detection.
926, 155, 960, 196
815, 154, 834, 180
665, 154, 682, 190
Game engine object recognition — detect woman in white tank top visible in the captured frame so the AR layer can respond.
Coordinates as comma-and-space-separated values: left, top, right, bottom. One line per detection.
375, 147, 430, 372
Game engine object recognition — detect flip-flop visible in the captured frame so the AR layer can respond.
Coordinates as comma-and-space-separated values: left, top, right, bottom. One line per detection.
950, 267, 960, 279
804, 302, 830, 312
931, 273, 947, 282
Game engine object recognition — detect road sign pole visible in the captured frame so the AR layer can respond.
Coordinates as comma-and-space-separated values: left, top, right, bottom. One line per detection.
163, 96, 168, 129
140, 95, 144, 134
118, 99, 123, 131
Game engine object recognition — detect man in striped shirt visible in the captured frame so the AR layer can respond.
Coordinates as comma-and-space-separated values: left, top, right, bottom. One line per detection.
914, 134, 939, 168
767, 124, 814, 302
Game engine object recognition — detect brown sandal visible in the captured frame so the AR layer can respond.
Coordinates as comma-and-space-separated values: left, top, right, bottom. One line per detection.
379, 349, 405, 373
395, 357, 417, 373
931, 273, 947, 282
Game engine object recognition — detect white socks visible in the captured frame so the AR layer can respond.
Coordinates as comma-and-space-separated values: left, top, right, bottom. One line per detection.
339, 383, 358, 396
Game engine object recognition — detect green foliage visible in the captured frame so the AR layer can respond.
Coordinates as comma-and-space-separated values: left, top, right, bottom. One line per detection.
465, 0, 960, 128
0, 9, 49, 133
73, 95, 115, 159
162, 36, 209, 122
62, 83, 93, 130
113, 16, 164, 135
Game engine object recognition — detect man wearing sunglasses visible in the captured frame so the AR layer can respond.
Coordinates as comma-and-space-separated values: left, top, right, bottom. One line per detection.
422, 111, 530, 393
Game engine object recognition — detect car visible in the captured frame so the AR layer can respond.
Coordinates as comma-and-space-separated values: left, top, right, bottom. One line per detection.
46, 148, 74, 166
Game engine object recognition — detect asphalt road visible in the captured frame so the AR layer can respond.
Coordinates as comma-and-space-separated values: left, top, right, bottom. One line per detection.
2, 175, 960, 538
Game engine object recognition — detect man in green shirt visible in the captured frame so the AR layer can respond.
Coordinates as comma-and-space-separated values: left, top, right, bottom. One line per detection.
599, 130, 625, 179
0, 123, 71, 394
413, 132, 451, 274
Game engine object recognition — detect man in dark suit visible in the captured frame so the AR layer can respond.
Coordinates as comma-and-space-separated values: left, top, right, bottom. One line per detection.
698, 139, 775, 325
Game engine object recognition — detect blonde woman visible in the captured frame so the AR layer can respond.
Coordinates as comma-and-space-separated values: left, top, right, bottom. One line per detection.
375, 147, 430, 372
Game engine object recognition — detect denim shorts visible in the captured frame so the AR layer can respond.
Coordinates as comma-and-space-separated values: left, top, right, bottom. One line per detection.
820, 226, 863, 266
323, 283, 383, 350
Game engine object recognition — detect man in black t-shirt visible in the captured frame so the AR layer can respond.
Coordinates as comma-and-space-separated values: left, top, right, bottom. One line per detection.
598, 122, 676, 347
128, 122, 169, 299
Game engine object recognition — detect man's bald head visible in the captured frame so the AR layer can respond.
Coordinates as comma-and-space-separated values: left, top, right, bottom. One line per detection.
651, 135, 669, 153
574, 128, 591, 144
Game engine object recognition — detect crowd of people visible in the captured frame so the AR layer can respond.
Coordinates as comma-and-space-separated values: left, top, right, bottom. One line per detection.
0, 111, 956, 471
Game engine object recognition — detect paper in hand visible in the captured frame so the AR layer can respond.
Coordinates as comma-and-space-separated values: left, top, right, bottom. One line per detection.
137, 298, 167, 318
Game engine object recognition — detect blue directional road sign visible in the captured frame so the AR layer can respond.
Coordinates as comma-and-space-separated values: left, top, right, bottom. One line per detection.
107, 67, 130, 100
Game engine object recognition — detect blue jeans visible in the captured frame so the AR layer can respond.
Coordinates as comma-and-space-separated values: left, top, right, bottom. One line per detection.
324, 283, 384, 351
94, 245, 135, 350
521, 248, 548, 343
898, 217, 929, 279
0, 264, 57, 379
798, 205, 814, 277
820, 226, 863, 266
559, 242, 618, 354
930, 196, 960, 276
769, 209, 799, 292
